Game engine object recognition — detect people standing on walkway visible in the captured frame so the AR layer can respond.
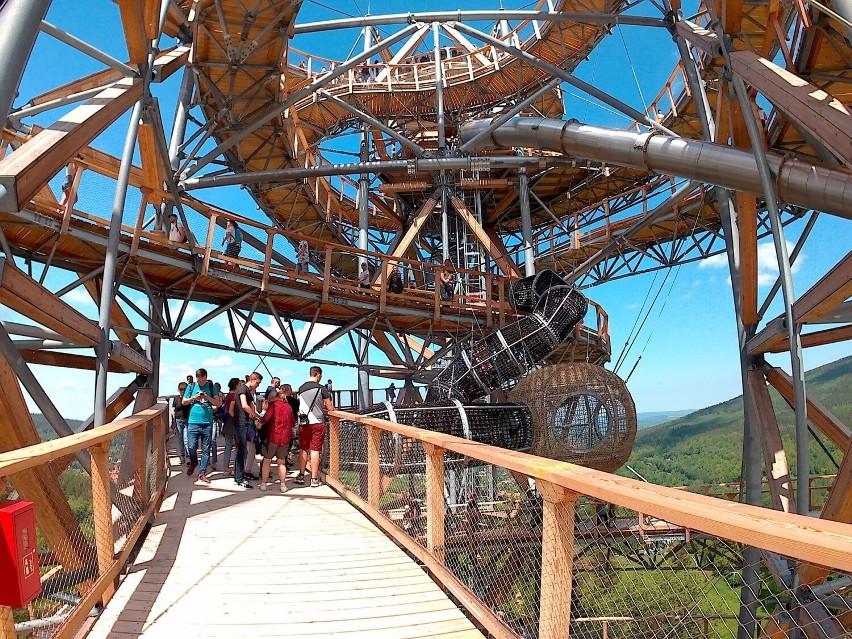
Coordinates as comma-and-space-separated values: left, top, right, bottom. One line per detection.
262, 376, 281, 412
167, 212, 186, 243
358, 261, 371, 289
182, 368, 221, 484
296, 239, 309, 275
387, 263, 405, 294
174, 380, 191, 463
234, 371, 263, 488
440, 259, 455, 301
297, 366, 335, 487
220, 378, 240, 476
386, 383, 397, 403
223, 219, 242, 259
257, 388, 295, 493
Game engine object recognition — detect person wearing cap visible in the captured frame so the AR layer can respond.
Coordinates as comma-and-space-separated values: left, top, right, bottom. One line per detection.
167, 212, 186, 243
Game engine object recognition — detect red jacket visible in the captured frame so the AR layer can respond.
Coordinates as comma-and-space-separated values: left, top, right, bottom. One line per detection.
259, 398, 295, 446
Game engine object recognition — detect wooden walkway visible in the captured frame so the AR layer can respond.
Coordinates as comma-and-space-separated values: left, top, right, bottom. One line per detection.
87, 448, 483, 639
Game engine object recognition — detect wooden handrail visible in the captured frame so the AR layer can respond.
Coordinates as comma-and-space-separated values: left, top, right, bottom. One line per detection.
329, 409, 852, 572
0, 404, 168, 476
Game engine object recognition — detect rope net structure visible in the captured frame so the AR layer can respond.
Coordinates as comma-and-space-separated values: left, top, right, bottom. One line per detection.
345, 269, 636, 474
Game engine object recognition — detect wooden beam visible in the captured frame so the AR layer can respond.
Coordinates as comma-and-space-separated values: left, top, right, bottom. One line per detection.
0, 349, 91, 574
764, 365, 851, 450
746, 369, 795, 512
0, 47, 187, 212
798, 437, 852, 586
390, 193, 441, 259
82, 275, 139, 345
737, 193, 759, 325
18, 350, 133, 373
332, 409, 852, 572
0, 260, 152, 374
372, 332, 407, 367
117, 0, 148, 65
678, 21, 852, 166
749, 251, 852, 355
28, 67, 124, 106
449, 195, 522, 279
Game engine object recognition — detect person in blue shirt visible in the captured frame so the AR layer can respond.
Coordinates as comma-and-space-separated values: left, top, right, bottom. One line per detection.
182, 368, 221, 483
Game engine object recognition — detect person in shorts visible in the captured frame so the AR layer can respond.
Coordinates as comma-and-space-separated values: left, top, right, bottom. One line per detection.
257, 388, 295, 493
296, 366, 334, 487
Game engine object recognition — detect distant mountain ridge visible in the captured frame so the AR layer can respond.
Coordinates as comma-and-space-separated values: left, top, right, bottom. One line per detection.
637, 410, 695, 430
624, 355, 852, 487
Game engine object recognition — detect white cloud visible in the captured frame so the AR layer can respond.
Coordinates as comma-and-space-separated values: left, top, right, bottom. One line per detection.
757, 241, 804, 286
203, 354, 233, 368
681, 292, 692, 300
699, 253, 727, 270
294, 321, 338, 352
61, 289, 94, 304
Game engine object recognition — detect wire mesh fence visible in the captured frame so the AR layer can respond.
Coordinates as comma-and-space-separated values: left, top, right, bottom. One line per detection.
327, 416, 852, 639
1, 409, 166, 638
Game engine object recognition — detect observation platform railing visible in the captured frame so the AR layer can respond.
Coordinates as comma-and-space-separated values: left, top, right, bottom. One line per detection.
326, 409, 852, 639
0, 404, 169, 639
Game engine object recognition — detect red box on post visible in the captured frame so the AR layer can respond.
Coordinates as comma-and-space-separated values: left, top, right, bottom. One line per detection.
0, 500, 41, 607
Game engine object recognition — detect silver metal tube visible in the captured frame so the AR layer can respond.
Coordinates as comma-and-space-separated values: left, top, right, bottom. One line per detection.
0, 0, 52, 133
181, 155, 563, 190
518, 167, 535, 277
319, 90, 425, 156
9, 339, 80, 350
452, 21, 677, 137
358, 126, 371, 409
720, 25, 810, 514
1, 322, 65, 340
458, 77, 561, 153
95, 100, 144, 428
39, 20, 137, 77
459, 117, 852, 218
441, 186, 449, 262
10, 83, 119, 121
433, 23, 446, 151
293, 11, 666, 34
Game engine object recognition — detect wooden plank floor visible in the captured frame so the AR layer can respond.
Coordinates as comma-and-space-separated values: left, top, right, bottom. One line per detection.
87, 443, 484, 638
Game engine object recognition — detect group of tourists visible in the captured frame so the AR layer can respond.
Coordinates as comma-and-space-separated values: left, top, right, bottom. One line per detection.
172, 365, 335, 492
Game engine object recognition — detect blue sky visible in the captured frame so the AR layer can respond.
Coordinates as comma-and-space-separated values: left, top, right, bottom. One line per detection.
5, 0, 850, 419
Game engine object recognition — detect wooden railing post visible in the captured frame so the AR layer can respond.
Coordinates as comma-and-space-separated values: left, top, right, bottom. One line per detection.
322, 245, 332, 303
484, 274, 493, 328
434, 267, 442, 322
201, 213, 217, 275
90, 442, 116, 603
424, 443, 445, 563
261, 229, 274, 291
537, 480, 578, 639
379, 260, 389, 314
132, 423, 147, 504
328, 418, 340, 481
154, 413, 166, 491
498, 277, 506, 328
366, 425, 381, 507
1, 605, 15, 639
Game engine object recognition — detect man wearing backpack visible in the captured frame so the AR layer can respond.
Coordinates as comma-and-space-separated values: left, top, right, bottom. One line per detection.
181, 368, 221, 484
296, 366, 334, 487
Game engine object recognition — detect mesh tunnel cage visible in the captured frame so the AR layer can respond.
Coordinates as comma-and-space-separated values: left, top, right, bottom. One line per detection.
508, 269, 570, 312
426, 285, 588, 404
337, 401, 533, 475
509, 363, 636, 472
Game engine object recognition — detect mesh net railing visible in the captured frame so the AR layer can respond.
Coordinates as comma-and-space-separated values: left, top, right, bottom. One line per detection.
1, 406, 168, 638
325, 414, 852, 639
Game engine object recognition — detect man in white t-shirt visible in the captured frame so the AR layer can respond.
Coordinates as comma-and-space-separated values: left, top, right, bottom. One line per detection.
167, 213, 186, 243
296, 240, 309, 274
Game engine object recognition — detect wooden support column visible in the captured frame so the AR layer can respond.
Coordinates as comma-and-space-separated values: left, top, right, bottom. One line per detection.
328, 419, 340, 481
746, 370, 795, 512
764, 365, 851, 449
132, 423, 147, 504
201, 213, 217, 275
537, 480, 578, 639
0, 605, 14, 639
261, 230, 274, 291
90, 442, 116, 604
366, 425, 381, 507
379, 260, 389, 315
424, 442, 445, 563
433, 267, 442, 322
153, 411, 166, 491
498, 277, 506, 329
322, 246, 332, 303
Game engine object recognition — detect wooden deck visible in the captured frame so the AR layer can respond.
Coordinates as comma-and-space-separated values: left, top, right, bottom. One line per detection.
86, 445, 484, 639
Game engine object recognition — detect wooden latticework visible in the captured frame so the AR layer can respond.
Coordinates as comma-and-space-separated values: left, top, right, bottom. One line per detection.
509, 363, 636, 472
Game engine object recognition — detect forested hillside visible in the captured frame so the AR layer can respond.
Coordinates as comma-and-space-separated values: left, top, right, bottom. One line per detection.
623, 356, 852, 487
